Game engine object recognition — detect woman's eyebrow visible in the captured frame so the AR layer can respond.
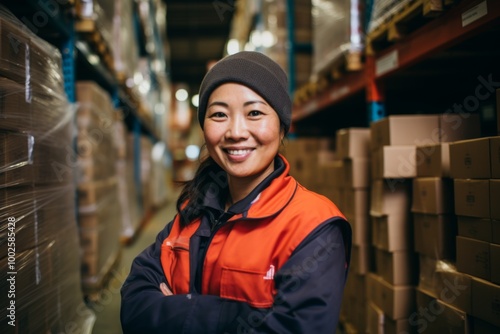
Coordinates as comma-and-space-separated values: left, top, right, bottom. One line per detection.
207, 101, 228, 109
244, 100, 268, 107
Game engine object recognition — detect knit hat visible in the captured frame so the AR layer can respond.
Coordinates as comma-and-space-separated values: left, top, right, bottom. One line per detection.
198, 51, 292, 133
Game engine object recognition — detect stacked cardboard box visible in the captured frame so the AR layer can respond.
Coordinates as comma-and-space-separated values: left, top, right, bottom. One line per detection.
450, 136, 500, 331
0, 11, 93, 332
367, 115, 439, 333
411, 114, 484, 333
283, 137, 334, 192
76, 81, 122, 294
497, 89, 500, 135
335, 128, 371, 332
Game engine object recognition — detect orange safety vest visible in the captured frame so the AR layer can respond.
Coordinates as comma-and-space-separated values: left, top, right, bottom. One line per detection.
160, 156, 346, 308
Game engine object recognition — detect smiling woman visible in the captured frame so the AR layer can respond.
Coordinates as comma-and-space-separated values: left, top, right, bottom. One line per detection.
121, 51, 352, 334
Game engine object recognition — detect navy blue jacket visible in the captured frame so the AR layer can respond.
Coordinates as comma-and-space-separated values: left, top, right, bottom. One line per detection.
121, 157, 351, 333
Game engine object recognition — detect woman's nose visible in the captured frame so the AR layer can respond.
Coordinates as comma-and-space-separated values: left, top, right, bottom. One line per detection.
225, 115, 249, 140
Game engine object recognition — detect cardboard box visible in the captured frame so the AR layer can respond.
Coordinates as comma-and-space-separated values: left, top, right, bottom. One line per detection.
365, 273, 415, 320
371, 212, 411, 252
471, 277, 500, 327
342, 272, 367, 332
497, 89, 500, 135
493, 220, 500, 244
347, 212, 370, 246
454, 179, 490, 218
449, 136, 500, 179
418, 255, 472, 314
350, 244, 371, 275
418, 255, 473, 314
413, 213, 456, 260
366, 302, 412, 334
488, 137, 500, 179
0, 241, 59, 333
343, 188, 369, 220
370, 179, 411, 216
412, 177, 454, 214
0, 78, 31, 132
0, 18, 30, 84
415, 288, 470, 334
375, 248, 417, 285
473, 317, 500, 334
77, 177, 118, 208
491, 179, 500, 220
456, 236, 490, 280
416, 143, 450, 178
439, 113, 481, 143
370, 115, 440, 151
491, 243, 500, 285
343, 158, 370, 188
371, 145, 417, 179
336, 128, 370, 159
457, 216, 493, 242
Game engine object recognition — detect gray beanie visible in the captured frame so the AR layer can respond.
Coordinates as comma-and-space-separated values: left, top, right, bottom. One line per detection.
198, 51, 292, 133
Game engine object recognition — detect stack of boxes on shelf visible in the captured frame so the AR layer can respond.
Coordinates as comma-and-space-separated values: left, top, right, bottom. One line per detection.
411, 114, 481, 333
0, 12, 93, 332
281, 111, 500, 332
312, 0, 363, 77
449, 135, 500, 332
367, 116, 420, 333
260, 0, 313, 89
75, 81, 122, 295
336, 129, 371, 333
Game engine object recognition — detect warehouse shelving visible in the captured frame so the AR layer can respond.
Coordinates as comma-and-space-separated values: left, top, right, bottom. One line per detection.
292, 0, 500, 127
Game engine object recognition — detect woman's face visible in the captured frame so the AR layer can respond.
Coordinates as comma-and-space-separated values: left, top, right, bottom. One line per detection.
204, 83, 283, 185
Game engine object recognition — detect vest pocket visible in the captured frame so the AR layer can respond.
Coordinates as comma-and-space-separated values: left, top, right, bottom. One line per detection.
220, 267, 274, 308
160, 237, 190, 294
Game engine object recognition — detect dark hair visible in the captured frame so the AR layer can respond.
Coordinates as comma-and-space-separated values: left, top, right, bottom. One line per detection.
176, 156, 226, 226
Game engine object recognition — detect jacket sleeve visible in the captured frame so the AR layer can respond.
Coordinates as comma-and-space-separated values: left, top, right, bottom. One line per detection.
120, 220, 251, 334
221, 217, 352, 334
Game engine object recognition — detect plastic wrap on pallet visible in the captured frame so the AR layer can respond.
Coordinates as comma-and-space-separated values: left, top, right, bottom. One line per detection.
312, 0, 364, 76
112, 0, 139, 81
78, 178, 122, 291
0, 7, 94, 332
367, 0, 413, 33
77, 0, 114, 50
76, 81, 117, 183
1, 185, 95, 332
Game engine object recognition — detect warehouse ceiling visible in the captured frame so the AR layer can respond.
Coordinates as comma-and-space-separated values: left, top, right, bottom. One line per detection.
165, 0, 235, 94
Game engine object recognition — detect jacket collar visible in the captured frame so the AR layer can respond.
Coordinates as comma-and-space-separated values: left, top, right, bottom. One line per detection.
201, 154, 297, 220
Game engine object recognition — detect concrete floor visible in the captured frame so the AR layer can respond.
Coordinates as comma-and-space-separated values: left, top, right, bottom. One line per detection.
90, 203, 177, 334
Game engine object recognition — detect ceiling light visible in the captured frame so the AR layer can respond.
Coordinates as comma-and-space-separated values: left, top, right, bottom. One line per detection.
227, 39, 240, 55
175, 88, 188, 102
191, 94, 199, 107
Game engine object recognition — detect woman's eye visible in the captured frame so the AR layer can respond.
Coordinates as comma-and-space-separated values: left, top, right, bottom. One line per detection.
249, 110, 263, 117
210, 112, 226, 118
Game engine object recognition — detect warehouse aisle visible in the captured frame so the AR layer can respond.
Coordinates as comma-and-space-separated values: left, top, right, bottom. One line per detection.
91, 202, 177, 334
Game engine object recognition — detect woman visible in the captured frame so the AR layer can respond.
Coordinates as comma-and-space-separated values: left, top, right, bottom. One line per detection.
121, 51, 351, 333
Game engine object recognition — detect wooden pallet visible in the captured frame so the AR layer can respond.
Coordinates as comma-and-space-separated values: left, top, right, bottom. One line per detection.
75, 19, 115, 76
293, 50, 363, 106
367, 0, 446, 54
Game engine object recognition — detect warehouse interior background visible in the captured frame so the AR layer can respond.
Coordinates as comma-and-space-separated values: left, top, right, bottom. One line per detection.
1, 0, 500, 333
